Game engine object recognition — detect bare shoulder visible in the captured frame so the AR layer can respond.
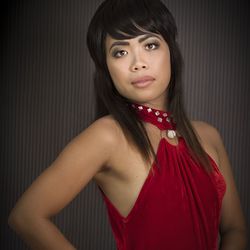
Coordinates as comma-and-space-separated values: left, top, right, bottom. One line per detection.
84, 115, 121, 144
190, 120, 225, 168
76, 115, 122, 166
190, 120, 223, 151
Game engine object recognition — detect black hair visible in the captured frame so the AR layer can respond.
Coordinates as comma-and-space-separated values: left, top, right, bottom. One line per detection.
87, 0, 212, 172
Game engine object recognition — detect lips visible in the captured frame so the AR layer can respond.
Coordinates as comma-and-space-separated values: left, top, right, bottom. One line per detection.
131, 76, 155, 86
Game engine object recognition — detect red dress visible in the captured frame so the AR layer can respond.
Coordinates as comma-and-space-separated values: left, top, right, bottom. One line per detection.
99, 104, 226, 250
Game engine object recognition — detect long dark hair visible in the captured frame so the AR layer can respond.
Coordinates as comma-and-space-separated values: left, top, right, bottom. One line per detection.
86, 0, 212, 172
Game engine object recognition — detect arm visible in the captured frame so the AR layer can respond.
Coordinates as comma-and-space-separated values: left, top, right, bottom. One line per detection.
210, 127, 247, 250
8, 116, 118, 249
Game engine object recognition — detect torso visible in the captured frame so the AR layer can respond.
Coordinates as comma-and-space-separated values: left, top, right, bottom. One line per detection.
93, 116, 220, 218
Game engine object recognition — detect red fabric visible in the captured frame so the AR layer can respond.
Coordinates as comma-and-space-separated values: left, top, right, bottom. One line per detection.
99, 106, 226, 250
99, 138, 226, 250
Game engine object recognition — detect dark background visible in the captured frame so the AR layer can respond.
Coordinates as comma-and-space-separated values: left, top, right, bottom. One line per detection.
1, 0, 249, 249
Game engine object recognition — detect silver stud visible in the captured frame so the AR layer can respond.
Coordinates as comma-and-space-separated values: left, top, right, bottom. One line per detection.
155, 111, 160, 116
147, 108, 152, 113
166, 117, 171, 122
138, 106, 143, 110
157, 117, 163, 122
163, 113, 168, 117
167, 130, 176, 139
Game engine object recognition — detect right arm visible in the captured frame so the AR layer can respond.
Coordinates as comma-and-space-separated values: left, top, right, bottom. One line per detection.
8, 116, 118, 249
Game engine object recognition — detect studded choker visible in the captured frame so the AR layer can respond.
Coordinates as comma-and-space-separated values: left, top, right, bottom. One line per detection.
131, 103, 177, 139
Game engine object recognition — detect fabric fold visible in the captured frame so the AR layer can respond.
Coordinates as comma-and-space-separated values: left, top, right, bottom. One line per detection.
99, 137, 226, 250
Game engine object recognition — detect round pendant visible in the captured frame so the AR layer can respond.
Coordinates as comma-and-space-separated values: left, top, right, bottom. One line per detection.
167, 130, 176, 139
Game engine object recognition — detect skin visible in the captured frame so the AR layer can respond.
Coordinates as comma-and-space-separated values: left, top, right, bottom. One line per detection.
8, 33, 247, 249
106, 33, 171, 110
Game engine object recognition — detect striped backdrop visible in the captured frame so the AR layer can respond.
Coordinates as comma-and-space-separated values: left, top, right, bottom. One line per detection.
1, 0, 249, 249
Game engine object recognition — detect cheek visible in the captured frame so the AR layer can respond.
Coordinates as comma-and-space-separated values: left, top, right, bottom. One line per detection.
152, 53, 171, 87
160, 50, 171, 68
106, 63, 127, 96
152, 52, 171, 76
160, 51, 171, 73
108, 66, 120, 82
107, 61, 127, 85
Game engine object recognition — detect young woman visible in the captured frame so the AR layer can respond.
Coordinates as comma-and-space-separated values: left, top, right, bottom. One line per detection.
8, 0, 247, 249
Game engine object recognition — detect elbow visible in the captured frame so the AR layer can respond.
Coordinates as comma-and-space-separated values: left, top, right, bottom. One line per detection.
220, 228, 248, 250
8, 206, 40, 234
8, 207, 26, 232
222, 223, 248, 236
8, 205, 51, 234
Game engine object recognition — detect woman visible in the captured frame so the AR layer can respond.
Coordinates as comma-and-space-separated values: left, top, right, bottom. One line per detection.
8, 0, 247, 249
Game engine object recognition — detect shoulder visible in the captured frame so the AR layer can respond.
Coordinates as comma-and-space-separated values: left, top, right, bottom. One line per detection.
87, 115, 121, 135
58, 115, 123, 174
190, 120, 226, 168
82, 115, 122, 148
190, 120, 223, 150
191, 120, 219, 138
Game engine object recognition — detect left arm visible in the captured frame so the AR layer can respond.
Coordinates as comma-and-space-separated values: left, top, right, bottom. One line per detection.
211, 127, 247, 250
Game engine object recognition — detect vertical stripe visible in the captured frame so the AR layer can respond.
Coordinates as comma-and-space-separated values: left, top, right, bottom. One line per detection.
1, 0, 249, 249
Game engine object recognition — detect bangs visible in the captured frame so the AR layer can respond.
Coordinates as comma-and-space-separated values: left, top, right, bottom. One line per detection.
101, 0, 162, 40
106, 19, 161, 40
87, 0, 177, 68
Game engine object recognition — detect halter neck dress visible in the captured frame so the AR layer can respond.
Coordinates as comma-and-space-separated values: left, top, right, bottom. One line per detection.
98, 104, 226, 250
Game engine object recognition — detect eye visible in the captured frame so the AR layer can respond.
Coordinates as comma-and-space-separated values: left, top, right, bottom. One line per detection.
112, 50, 128, 58
145, 42, 160, 50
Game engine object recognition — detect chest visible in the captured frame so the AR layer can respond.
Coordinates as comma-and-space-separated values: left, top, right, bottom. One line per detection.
95, 130, 220, 218
94, 136, 151, 217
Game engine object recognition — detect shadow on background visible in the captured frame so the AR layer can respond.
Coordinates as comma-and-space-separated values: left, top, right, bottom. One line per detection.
1, 0, 249, 249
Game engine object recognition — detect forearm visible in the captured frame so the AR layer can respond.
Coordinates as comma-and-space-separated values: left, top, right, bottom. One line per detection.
8, 215, 76, 250
220, 229, 247, 250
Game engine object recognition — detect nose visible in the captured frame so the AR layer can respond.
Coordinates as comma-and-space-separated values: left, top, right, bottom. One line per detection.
130, 54, 149, 72
132, 64, 148, 71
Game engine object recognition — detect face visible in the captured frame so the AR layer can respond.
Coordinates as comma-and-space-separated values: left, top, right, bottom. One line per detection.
105, 32, 171, 110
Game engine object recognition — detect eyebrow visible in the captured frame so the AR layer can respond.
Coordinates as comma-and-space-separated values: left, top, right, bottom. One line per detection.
109, 34, 162, 52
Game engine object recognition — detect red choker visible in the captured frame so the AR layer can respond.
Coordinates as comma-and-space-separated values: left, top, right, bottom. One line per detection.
130, 103, 177, 138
